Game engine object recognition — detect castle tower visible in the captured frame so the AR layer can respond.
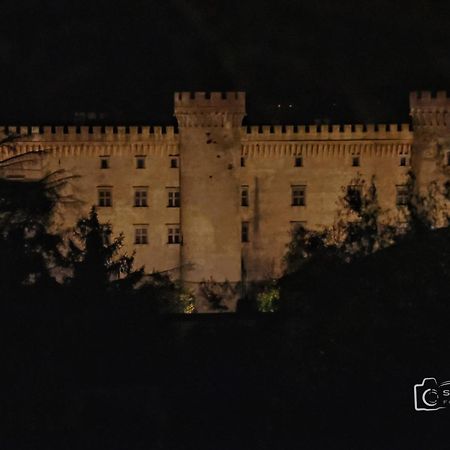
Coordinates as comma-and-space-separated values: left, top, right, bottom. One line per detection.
174, 92, 246, 311
409, 91, 450, 200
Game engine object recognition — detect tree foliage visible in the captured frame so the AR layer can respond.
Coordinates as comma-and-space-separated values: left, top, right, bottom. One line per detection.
198, 278, 237, 312
0, 138, 183, 312
399, 171, 449, 235
280, 171, 450, 314
256, 280, 280, 313
0, 172, 71, 291
284, 176, 398, 277
64, 207, 144, 297
60, 207, 190, 312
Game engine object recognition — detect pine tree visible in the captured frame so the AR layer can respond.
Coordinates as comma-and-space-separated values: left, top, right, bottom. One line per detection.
65, 207, 144, 300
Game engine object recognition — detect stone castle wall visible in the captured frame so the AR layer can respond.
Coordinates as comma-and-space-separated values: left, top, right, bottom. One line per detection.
1, 90, 449, 309
241, 123, 413, 279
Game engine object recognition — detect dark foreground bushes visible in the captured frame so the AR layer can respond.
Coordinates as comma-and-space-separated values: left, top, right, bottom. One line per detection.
2, 300, 450, 450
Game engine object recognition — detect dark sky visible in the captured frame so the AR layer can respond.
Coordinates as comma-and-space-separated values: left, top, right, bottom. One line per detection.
1, 0, 449, 124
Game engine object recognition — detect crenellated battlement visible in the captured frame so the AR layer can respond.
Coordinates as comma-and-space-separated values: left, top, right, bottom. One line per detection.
410, 91, 449, 109
0, 125, 179, 142
409, 91, 450, 127
241, 123, 413, 141
0, 89, 444, 301
174, 91, 245, 109
174, 92, 246, 127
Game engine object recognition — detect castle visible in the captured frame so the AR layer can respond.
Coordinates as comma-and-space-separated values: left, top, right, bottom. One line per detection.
1, 91, 449, 310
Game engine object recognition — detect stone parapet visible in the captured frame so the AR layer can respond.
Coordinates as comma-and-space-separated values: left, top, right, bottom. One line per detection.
242, 123, 413, 141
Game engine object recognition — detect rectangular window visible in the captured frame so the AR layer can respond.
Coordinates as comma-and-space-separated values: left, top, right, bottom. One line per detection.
400, 157, 407, 166
446, 152, 450, 166
291, 185, 306, 206
134, 226, 148, 245
240, 157, 245, 167
352, 156, 360, 167
167, 225, 181, 244
167, 188, 180, 207
241, 186, 249, 207
134, 188, 148, 207
170, 157, 179, 168
100, 157, 109, 169
294, 156, 303, 167
396, 185, 409, 206
241, 222, 249, 243
98, 188, 112, 207
135, 156, 146, 169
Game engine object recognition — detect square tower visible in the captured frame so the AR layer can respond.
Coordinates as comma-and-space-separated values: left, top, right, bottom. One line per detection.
174, 92, 246, 311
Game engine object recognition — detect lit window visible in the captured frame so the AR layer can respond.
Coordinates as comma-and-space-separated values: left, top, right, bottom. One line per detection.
167, 225, 181, 244
396, 185, 409, 206
241, 222, 249, 243
352, 156, 360, 167
100, 157, 109, 169
170, 157, 179, 168
134, 226, 148, 245
167, 188, 180, 207
136, 156, 146, 169
134, 188, 148, 207
400, 157, 407, 166
98, 188, 112, 207
291, 185, 306, 206
294, 156, 303, 167
241, 186, 249, 207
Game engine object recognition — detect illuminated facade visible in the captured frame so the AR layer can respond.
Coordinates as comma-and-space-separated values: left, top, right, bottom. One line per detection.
1, 91, 449, 310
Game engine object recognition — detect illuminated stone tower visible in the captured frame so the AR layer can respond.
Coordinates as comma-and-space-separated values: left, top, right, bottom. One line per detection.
409, 91, 450, 196
174, 92, 246, 310
175, 92, 245, 309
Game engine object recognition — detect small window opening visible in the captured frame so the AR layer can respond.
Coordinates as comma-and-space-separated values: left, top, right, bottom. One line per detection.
136, 157, 146, 169
100, 157, 109, 169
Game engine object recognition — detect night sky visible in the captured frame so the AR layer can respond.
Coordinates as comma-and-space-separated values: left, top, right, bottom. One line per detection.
1, 0, 449, 124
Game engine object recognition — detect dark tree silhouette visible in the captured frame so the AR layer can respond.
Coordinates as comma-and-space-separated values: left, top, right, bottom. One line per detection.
280, 172, 450, 320
283, 176, 397, 278
0, 174, 68, 293
64, 206, 144, 299
63, 207, 189, 312
0, 133, 79, 296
